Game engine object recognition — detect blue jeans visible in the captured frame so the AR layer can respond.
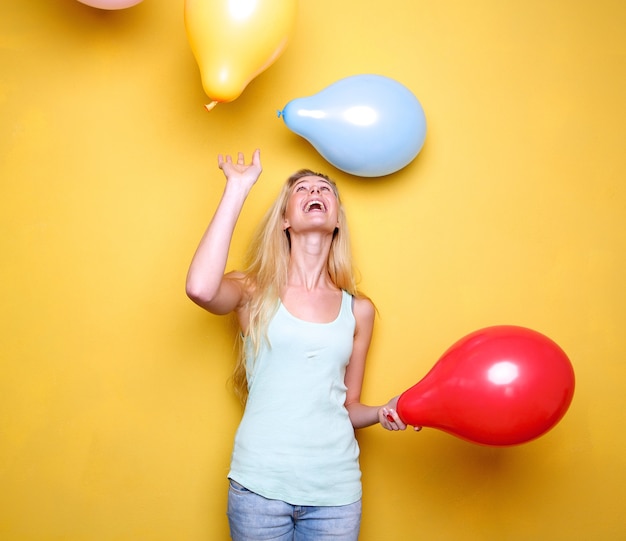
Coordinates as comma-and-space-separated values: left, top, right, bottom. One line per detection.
227, 479, 362, 541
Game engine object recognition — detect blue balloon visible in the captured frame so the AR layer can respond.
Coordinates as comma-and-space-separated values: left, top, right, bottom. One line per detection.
278, 74, 426, 177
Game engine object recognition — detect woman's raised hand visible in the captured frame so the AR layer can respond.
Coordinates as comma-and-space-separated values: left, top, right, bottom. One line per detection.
218, 149, 262, 190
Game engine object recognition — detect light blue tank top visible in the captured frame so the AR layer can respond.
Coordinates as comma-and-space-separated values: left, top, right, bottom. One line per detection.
228, 290, 362, 506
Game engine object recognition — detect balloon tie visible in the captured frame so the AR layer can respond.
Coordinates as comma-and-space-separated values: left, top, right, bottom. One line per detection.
276, 110, 283, 118
204, 101, 218, 112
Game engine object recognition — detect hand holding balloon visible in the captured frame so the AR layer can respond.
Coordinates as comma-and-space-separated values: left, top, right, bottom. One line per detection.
396, 326, 575, 446
380, 397, 422, 432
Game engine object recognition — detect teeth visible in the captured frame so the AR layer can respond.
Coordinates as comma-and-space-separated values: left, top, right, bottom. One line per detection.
305, 200, 325, 212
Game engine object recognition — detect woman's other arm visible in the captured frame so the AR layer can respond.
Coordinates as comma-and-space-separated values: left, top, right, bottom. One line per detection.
344, 296, 411, 431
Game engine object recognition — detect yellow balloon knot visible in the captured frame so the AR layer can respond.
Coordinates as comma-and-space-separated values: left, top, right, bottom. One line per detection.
204, 101, 218, 112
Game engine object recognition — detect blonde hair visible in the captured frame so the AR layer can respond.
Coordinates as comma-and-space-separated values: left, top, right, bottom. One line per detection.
232, 169, 359, 403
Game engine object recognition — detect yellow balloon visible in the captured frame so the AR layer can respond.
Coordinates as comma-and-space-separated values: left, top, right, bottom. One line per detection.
184, 0, 297, 110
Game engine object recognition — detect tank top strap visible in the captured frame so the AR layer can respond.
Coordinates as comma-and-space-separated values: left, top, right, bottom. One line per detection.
340, 290, 355, 319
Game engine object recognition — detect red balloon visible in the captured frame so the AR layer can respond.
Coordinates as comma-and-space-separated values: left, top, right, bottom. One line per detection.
396, 326, 575, 446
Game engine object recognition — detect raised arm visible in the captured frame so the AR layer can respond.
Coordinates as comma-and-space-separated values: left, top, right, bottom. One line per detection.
185, 149, 262, 315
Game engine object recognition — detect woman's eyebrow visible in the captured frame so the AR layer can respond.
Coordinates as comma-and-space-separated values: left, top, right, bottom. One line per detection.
294, 178, 333, 188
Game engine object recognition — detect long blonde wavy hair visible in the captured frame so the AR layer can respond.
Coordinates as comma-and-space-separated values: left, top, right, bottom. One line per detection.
231, 169, 360, 403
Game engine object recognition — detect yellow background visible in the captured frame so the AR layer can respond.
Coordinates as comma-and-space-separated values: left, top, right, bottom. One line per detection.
2, 0, 625, 539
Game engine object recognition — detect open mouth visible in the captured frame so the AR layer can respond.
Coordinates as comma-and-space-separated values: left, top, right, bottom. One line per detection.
304, 199, 326, 213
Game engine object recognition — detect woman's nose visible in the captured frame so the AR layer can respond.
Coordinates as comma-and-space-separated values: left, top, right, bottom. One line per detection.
310, 186, 320, 194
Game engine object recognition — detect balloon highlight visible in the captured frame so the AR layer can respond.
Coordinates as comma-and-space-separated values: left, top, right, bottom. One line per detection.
185, 0, 297, 110
279, 74, 427, 177
396, 325, 575, 446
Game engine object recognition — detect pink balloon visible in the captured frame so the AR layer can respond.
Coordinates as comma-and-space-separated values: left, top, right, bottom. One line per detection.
77, 0, 143, 9
396, 326, 575, 446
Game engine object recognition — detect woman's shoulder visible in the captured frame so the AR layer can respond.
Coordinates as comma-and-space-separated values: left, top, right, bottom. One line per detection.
350, 292, 376, 321
224, 270, 248, 289
224, 270, 254, 304
226, 270, 246, 281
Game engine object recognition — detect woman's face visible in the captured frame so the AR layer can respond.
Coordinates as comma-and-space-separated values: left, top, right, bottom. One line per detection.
282, 175, 340, 235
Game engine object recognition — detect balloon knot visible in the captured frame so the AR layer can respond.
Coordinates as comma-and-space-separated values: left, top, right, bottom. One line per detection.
276, 109, 283, 118
205, 101, 218, 112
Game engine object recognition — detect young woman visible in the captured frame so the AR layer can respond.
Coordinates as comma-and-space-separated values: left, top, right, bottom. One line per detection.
186, 149, 411, 540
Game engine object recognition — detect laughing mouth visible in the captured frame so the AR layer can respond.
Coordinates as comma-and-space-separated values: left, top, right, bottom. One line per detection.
304, 200, 326, 212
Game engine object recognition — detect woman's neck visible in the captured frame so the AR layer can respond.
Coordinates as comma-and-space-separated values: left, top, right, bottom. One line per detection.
286, 232, 334, 291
